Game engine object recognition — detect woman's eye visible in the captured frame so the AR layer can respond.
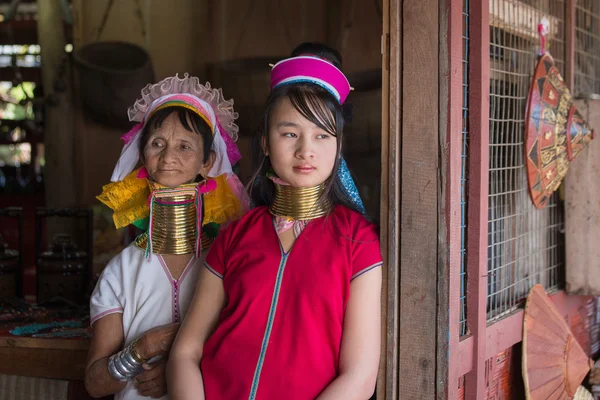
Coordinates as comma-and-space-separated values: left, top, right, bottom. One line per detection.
181, 144, 191, 150
283, 132, 297, 138
316, 134, 329, 139
152, 141, 163, 147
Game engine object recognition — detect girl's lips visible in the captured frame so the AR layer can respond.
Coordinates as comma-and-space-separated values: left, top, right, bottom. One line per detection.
293, 166, 316, 173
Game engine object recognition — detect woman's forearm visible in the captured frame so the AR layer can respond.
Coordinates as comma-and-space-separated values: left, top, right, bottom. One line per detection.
84, 356, 127, 398
167, 354, 206, 400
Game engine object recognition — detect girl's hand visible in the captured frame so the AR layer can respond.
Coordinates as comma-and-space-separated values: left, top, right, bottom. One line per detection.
135, 360, 167, 398
136, 323, 180, 360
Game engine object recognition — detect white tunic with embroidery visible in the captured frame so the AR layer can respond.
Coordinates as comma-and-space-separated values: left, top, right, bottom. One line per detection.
90, 242, 202, 400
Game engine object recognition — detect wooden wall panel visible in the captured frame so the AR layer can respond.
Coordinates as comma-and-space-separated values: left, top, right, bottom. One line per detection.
200, 0, 381, 74
565, 99, 600, 295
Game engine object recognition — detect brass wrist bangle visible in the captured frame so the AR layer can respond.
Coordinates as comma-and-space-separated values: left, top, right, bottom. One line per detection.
130, 339, 148, 364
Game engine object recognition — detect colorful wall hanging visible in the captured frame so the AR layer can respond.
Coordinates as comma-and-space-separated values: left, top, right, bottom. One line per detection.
525, 54, 595, 208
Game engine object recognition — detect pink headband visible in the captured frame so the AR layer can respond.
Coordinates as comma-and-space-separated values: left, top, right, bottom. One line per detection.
270, 56, 351, 104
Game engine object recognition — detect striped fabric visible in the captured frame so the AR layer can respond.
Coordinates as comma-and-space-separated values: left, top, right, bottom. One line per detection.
0, 374, 69, 400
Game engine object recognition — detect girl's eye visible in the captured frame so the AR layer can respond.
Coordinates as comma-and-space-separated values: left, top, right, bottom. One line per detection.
316, 133, 329, 139
283, 132, 297, 138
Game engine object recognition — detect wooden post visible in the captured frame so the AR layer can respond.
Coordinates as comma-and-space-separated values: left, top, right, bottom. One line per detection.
464, 0, 490, 397
377, 0, 401, 398
37, 0, 76, 208
398, 0, 439, 397
565, 0, 576, 93
439, 0, 465, 397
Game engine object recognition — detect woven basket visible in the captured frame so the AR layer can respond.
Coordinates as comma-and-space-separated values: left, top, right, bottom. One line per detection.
73, 41, 154, 128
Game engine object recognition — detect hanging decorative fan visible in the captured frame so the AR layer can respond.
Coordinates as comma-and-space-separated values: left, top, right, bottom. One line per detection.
522, 285, 594, 399
524, 54, 595, 208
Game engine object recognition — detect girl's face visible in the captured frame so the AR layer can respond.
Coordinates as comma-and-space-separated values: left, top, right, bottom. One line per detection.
267, 96, 337, 187
143, 113, 214, 187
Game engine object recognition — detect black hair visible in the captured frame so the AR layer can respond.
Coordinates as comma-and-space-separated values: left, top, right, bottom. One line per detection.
139, 106, 214, 164
249, 43, 363, 216
291, 42, 343, 68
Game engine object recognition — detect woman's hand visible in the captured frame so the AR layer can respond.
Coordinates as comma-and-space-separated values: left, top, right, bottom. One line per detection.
135, 360, 168, 398
136, 323, 181, 360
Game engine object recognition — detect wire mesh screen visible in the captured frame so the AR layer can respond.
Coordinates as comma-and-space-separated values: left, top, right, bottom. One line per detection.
459, 0, 470, 337
575, 0, 600, 95
487, 0, 566, 321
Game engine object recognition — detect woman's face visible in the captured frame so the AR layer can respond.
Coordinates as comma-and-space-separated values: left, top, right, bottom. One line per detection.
267, 96, 337, 187
143, 112, 214, 187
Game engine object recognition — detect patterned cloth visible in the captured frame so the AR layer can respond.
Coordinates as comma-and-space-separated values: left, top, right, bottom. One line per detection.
267, 174, 310, 237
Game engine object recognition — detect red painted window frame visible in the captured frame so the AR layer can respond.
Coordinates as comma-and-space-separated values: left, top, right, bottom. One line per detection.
446, 0, 589, 398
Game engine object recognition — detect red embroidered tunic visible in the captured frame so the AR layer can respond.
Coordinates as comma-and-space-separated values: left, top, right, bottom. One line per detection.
201, 205, 382, 400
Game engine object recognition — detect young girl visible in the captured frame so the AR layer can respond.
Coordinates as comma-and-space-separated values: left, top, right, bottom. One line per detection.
168, 44, 382, 400
85, 74, 248, 400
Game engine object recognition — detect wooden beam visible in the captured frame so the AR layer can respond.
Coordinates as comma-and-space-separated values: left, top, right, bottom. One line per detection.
398, 0, 439, 397
37, 0, 76, 208
377, 0, 401, 398
565, 0, 576, 92
457, 336, 474, 377
71, 0, 87, 206
464, 0, 490, 397
485, 310, 524, 360
439, 0, 464, 397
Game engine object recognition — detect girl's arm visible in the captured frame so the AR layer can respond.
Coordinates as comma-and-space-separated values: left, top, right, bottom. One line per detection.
316, 267, 382, 400
167, 266, 226, 400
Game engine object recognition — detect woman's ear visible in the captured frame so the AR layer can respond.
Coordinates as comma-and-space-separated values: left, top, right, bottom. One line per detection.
199, 150, 217, 177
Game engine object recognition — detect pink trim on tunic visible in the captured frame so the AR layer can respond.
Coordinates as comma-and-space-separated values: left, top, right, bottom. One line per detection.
90, 307, 124, 326
158, 255, 197, 323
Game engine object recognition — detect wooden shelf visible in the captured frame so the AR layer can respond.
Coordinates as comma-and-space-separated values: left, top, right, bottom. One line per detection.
0, 334, 89, 380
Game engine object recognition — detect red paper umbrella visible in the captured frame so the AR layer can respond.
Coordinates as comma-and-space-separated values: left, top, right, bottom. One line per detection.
523, 285, 594, 399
